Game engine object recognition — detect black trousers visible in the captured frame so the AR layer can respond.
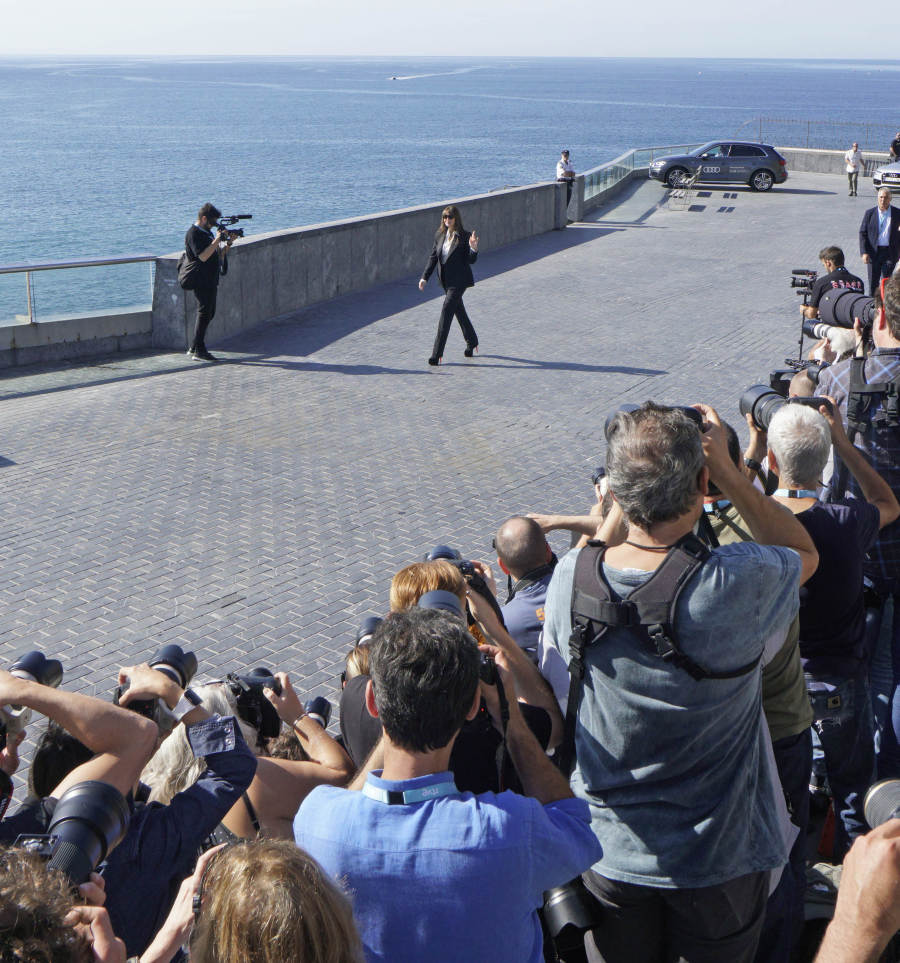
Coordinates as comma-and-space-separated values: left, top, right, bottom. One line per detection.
582, 868, 769, 963
869, 246, 895, 296
191, 284, 217, 351
431, 286, 478, 360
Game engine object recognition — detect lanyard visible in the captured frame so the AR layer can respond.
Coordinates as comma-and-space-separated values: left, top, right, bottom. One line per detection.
362, 779, 459, 805
773, 488, 818, 499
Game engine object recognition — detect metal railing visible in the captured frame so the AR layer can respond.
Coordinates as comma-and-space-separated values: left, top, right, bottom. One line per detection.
582, 144, 704, 202
734, 117, 897, 153
0, 254, 156, 324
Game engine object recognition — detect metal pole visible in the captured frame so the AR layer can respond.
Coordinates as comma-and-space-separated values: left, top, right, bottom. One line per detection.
759, 117, 762, 142
807, 121, 810, 148
25, 271, 34, 323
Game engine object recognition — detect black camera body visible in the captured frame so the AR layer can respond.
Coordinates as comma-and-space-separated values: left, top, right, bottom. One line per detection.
226, 668, 282, 740
790, 268, 817, 306
214, 214, 252, 239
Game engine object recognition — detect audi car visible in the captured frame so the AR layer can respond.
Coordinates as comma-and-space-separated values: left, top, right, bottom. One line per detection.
872, 161, 900, 190
648, 142, 788, 192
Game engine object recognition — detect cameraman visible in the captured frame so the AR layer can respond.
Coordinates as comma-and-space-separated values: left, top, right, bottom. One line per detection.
816, 275, 900, 779
185, 202, 233, 362
801, 246, 865, 321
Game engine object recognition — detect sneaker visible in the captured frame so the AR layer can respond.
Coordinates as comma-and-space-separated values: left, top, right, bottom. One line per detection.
193, 348, 218, 362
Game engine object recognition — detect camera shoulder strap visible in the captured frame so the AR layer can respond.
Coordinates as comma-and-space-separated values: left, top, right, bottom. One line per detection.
558, 533, 760, 777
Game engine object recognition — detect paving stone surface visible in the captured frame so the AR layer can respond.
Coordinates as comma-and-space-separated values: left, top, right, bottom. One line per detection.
0, 171, 871, 734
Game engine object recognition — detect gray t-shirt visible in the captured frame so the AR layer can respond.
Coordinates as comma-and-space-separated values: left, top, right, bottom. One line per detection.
542, 540, 801, 889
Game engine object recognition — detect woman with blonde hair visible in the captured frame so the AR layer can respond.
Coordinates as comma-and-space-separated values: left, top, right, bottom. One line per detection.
141, 839, 363, 963
417, 204, 480, 366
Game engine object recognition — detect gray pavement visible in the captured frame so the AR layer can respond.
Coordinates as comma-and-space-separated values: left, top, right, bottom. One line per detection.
0, 171, 873, 727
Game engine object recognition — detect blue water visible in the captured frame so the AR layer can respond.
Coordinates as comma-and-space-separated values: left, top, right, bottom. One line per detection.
3, 56, 900, 322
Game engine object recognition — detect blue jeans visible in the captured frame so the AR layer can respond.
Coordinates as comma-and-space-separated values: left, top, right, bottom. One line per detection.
808, 672, 876, 859
863, 589, 900, 777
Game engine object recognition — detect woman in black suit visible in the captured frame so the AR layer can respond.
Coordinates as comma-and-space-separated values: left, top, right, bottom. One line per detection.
418, 205, 480, 366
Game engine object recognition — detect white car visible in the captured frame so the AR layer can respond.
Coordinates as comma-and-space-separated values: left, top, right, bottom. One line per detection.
872, 161, 900, 190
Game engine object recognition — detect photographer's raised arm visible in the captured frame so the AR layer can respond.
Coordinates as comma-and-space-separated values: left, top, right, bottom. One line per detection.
0, 670, 158, 799
820, 397, 900, 529
481, 646, 573, 805
695, 404, 819, 584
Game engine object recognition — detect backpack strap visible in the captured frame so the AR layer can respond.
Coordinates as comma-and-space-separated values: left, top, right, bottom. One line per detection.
558, 533, 761, 776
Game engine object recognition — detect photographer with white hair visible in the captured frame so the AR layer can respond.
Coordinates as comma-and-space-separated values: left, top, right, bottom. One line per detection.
767, 401, 899, 859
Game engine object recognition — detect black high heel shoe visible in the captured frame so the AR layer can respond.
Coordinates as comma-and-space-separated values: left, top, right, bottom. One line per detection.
428, 357, 441, 366
464, 345, 478, 358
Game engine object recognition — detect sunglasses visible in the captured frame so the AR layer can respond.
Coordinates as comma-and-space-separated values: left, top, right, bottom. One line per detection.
443, 214, 454, 220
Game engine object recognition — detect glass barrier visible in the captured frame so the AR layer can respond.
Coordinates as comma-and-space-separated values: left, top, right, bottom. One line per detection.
0, 258, 156, 325
582, 145, 704, 203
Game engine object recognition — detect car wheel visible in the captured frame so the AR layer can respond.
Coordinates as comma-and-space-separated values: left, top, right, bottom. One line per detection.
666, 167, 689, 188
750, 170, 774, 192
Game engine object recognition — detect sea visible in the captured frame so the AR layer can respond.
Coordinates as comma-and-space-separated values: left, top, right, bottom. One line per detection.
3, 56, 900, 323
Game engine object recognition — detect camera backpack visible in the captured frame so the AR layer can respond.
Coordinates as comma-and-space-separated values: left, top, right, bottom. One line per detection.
557, 533, 760, 776
177, 251, 200, 290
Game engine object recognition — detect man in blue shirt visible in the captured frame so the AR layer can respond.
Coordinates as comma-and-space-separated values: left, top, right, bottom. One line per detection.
542, 402, 819, 963
494, 515, 556, 662
294, 608, 601, 963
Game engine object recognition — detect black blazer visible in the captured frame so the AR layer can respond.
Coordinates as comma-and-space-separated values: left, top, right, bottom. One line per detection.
859, 205, 900, 260
421, 229, 477, 290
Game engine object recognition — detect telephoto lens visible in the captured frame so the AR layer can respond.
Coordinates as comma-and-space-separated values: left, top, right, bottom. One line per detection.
356, 617, 382, 646
864, 778, 900, 829
3, 651, 65, 739
14, 781, 131, 885
818, 288, 876, 330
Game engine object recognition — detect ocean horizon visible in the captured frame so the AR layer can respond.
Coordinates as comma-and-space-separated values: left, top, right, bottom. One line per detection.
3, 55, 900, 321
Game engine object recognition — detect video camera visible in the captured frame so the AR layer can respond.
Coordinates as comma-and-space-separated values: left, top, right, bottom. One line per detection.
114, 644, 197, 726
0, 651, 64, 750
790, 268, 818, 307
213, 214, 252, 239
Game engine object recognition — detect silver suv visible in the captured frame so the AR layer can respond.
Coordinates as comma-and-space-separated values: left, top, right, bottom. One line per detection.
872, 161, 900, 190
648, 142, 788, 192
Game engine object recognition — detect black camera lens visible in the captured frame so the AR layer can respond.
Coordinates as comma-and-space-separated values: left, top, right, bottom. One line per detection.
44, 780, 130, 885
356, 617, 383, 645
10, 651, 63, 689
739, 385, 785, 432
150, 645, 198, 690
818, 289, 876, 330
425, 544, 462, 562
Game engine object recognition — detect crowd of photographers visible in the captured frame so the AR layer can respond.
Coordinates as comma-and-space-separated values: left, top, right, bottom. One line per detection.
10, 275, 900, 962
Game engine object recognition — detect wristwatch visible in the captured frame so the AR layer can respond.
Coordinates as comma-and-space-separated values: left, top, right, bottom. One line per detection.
172, 687, 203, 722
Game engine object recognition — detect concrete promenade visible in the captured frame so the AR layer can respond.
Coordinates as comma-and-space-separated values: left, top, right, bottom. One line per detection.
0, 171, 871, 721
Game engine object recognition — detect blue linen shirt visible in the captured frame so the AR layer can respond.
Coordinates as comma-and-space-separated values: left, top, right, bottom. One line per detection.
817, 350, 900, 588
103, 715, 257, 957
542, 542, 800, 889
293, 770, 601, 963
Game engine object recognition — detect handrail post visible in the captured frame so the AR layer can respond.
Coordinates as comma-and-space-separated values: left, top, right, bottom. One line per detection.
26, 270, 35, 323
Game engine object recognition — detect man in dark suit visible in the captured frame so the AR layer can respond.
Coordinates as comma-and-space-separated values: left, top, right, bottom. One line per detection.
860, 188, 900, 295
418, 206, 479, 366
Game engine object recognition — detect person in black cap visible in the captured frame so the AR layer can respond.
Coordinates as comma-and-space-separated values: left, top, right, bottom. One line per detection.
557, 149, 575, 206
184, 202, 233, 362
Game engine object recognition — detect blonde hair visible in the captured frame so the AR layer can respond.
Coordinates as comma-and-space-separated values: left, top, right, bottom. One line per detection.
190, 839, 363, 963
139, 683, 261, 805
389, 560, 466, 612
343, 643, 370, 681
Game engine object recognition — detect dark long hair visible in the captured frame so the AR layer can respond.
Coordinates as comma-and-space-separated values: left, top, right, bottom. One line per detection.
438, 205, 465, 236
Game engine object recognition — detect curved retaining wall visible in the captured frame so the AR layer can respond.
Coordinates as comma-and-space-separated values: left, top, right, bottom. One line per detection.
151, 181, 567, 350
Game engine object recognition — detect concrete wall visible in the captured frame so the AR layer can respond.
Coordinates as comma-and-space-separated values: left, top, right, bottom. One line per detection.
153, 181, 567, 350
0, 310, 151, 369
776, 147, 887, 179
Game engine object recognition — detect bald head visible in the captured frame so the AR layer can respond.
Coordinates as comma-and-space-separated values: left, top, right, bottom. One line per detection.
494, 516, 550, 578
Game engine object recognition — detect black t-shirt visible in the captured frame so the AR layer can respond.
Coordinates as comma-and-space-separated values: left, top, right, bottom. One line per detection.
809, 267, 865, 309
797, 498, 879, 676
184, 224, 222, 289
891, 138, 900, 157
